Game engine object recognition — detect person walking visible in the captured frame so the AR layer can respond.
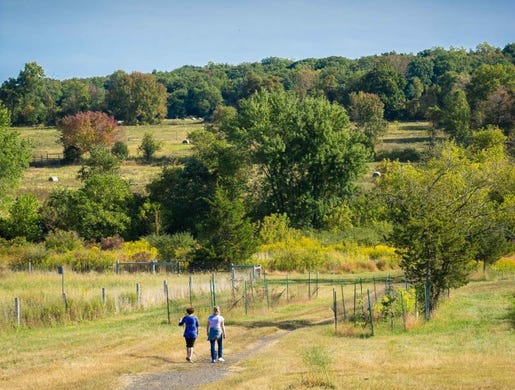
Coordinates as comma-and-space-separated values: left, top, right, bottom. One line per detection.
179, 307, 199, 362
206, 306, 226, 363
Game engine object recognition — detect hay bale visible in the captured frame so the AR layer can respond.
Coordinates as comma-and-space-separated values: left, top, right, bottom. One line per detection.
49, 176, 59, 182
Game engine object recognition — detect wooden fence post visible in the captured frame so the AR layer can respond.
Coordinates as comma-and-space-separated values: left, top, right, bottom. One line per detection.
14, 297, 21, 325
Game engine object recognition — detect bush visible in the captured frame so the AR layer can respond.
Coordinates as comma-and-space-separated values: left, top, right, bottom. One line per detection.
45, 229, 83, 252
111, 141, 129, 160
375, 147, 421, 162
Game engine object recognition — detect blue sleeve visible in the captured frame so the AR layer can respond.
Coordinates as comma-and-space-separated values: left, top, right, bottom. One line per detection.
179, 316, 184, 326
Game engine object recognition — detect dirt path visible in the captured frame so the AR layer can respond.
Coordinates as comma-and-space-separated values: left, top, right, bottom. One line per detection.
120, 331, 288, 389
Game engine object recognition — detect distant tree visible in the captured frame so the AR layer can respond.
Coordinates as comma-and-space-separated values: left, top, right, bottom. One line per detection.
106, 71, 167, 124
348, 91, 388, 144
291, 68, 319, 98
58, 111, 124, 158
138, 132, 162, 162
356, 63, 406, 119
59, 79, 91, 116
440, 89, 471, 145
406, 56, 434, 86
147, 159, 215, 235
77, 146, 121, 180
111, 141, 129, 160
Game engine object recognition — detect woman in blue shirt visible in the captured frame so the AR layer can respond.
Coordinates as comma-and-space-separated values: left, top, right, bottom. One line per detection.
178, 307, 199, 362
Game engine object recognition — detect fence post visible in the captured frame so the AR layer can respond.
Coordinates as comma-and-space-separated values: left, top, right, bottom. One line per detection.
189, 275, 193, 306
244, 280, 248, 315
316, 271, 319, 298
164, 280, 170, 324
115, 262, 119, 274
308, 271, 311, 299
231, 264, 235, 301
373, 277, 377, 301
286, 274, 289, 303
340, 283, 346, 320
264, 270, 270, 310
14, 297, 21, 326
102, 287, 106, 305
424, 278, 431, 321
333, 288, 337, 333
211, 273, 216, 307
400, 291, 406, 331
28, 261, 32, 273
136, 283, 141, 307
367, 289, 374, 337
353, 282, 357, 318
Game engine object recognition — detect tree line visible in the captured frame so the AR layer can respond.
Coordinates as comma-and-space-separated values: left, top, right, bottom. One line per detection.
1, 43, 514, 143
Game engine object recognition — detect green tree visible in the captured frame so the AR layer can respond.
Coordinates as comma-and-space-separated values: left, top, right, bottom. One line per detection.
190, 187, 257, 270
375, 141, 514, 313
0, 126, 32, 199
59, 78, 91, 116
440, 89, 471, 145
348, 91, 388, 145
138, 132, 162, 162
43, 174, 134, 241
356, 63, 407, 119
77, 146, 121, 180
0, 194, 42, 241
106, 71, 168, 124
228, 90, 370, 228
147, 159, 215, 235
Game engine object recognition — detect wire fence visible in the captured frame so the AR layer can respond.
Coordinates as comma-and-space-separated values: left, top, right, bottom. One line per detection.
2, 269, 430, 334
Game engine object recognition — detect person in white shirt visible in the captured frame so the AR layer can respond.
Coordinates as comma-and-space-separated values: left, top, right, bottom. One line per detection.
206, 306, 226, 363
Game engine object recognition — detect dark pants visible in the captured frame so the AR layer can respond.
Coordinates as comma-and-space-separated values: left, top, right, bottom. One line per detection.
209, 336, 223, 360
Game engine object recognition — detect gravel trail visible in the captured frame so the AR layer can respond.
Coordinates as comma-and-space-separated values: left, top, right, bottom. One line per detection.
120, 331, 287, 389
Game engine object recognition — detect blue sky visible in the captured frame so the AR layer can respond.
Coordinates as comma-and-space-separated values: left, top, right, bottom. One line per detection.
1, 0, 513, 82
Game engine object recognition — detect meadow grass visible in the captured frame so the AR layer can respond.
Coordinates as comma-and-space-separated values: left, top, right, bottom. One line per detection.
1, 273, 512, 389
375, 121, 434, 153
14, 119, 203, 199
15, 120, 430, 200
203, 277, 515, 390
0, 271, 234, 330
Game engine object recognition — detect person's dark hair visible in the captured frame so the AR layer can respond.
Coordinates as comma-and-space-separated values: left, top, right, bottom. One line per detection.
186, 307, 194, 314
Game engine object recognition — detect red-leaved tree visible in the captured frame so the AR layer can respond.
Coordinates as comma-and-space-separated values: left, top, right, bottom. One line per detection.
58, 111, 125, 157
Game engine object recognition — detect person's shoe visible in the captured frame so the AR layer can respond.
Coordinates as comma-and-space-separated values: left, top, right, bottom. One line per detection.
186, 357, 192, 362
218, 357, 225, 362
211, 359, 217, 363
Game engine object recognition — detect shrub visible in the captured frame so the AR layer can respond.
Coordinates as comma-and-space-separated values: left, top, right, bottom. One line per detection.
45, 229, 83, 252
491, 257, 515, 273
7, 242, 48, 271
111, 141, 129, 160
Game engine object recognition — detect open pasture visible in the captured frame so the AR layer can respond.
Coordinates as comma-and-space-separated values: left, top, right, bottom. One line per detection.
0, 274, 513, 389
14, 119, 203, 198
